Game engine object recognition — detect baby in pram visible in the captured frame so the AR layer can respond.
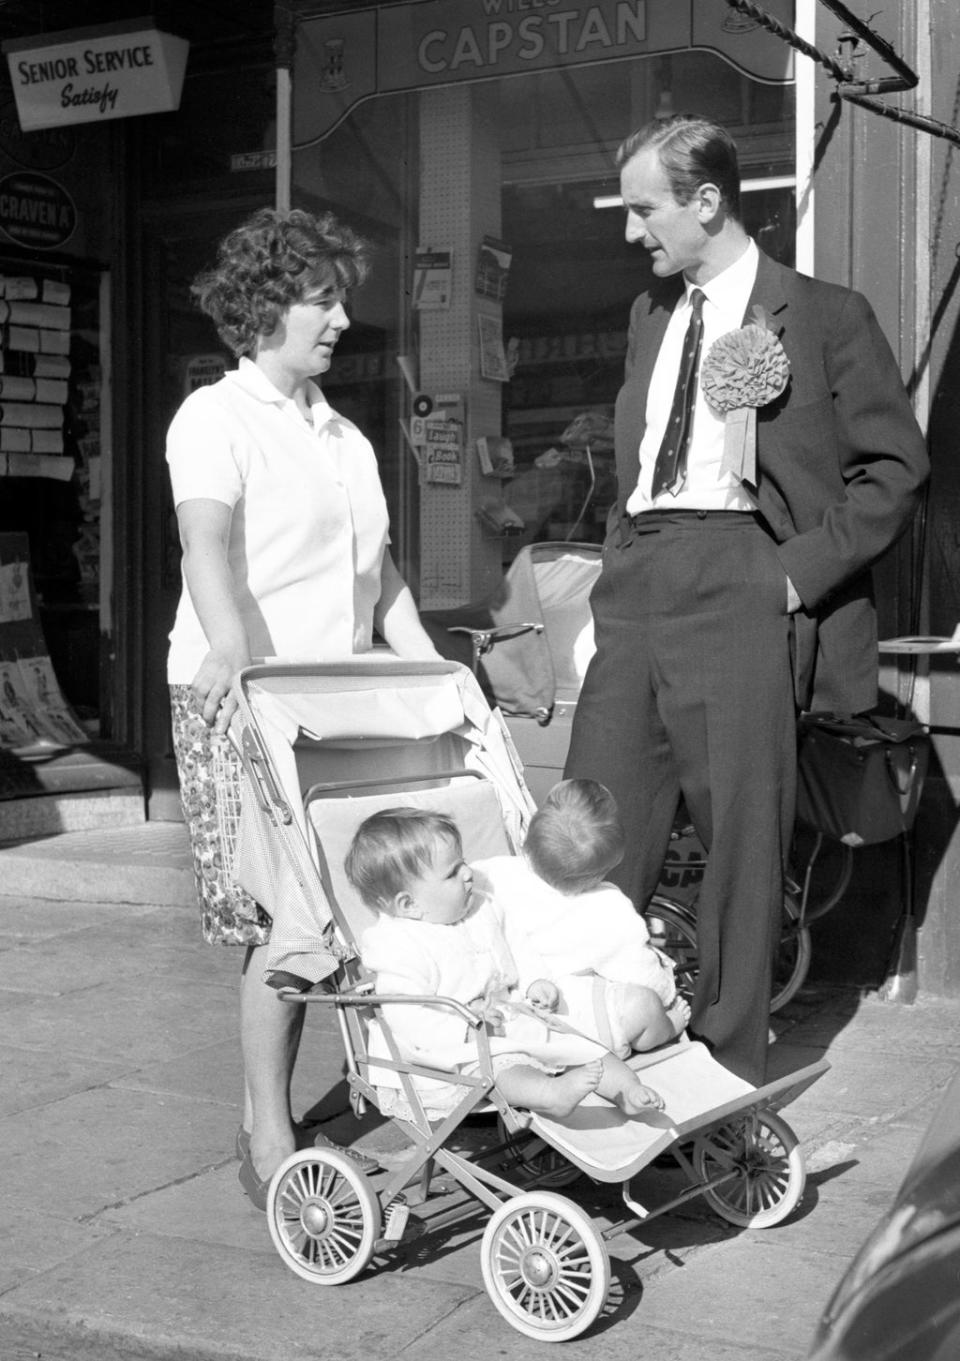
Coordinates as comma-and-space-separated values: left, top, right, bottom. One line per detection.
346, 807, 665, 1121
473, 779, 690, 1057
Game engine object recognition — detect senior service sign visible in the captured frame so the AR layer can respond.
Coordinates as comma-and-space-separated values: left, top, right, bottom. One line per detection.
295, 0, 794, 144
3, 20, 189, 132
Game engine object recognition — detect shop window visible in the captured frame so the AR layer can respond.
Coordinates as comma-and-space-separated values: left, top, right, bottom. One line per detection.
495, 57, 795, 555
0, 256, 106, 727
288, 34, 796, 582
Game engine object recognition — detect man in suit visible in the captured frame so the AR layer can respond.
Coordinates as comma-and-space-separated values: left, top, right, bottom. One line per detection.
564, 114, 928, 1083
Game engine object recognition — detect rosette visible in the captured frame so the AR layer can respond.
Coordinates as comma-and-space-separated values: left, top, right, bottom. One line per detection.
700, 306, 789, 486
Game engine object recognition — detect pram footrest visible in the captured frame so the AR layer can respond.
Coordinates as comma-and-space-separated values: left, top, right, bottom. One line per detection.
524, 1043, 829, 1184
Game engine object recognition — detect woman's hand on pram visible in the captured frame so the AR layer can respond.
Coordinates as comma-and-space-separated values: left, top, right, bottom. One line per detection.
191, 645, 251, 735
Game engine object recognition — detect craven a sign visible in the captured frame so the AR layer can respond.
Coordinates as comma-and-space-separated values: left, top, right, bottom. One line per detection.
0, 171, 76, 249
3, 20, 189, 132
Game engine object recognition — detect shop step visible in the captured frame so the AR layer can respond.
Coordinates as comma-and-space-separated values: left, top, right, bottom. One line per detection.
0, 820, 195, 905
0, 786, 145, 843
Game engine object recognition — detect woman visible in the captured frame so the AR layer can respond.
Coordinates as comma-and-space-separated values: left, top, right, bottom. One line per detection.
166, 207, 439, 1209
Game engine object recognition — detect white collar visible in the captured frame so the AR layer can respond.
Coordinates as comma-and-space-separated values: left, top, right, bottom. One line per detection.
232, 356, 330, 421
685, 238, 759, 314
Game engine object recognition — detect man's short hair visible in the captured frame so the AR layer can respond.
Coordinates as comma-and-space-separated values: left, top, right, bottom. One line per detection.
617, 113, 742, 220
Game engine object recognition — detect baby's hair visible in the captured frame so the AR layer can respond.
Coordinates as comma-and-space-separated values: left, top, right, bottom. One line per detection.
524, 778, 625, 893
344, 807, 463, 911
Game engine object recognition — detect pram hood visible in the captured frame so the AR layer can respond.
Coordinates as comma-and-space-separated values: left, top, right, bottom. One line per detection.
425, 542, 600, 720
231, 657, 536, 986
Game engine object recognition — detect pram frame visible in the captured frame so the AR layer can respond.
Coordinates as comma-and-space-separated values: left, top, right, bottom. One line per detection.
233, 658, 829, 1342
279, 984, 826, 1218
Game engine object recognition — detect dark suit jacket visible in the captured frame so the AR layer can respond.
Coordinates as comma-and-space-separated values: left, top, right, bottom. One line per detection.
611, 250, 929, 713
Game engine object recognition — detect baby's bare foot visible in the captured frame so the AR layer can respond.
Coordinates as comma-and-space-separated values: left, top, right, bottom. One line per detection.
667, 997, 691, 1036
541, 1060, 603, 1118
616, 1079, 665, 1117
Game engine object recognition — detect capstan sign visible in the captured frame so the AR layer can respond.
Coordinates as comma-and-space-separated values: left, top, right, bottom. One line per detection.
296, 0, 794, 145
3, 20, 189, 131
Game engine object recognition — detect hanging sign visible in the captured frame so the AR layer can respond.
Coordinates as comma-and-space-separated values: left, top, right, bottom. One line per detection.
295, 0, 794, 145
3, 21, 189, 132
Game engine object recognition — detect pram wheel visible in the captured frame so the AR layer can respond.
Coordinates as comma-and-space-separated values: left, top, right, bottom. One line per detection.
496, 1120, 582, 1189
266, 1148, 380, 1284
480, 1191, 610, 1341
693, 1109, 805, 1228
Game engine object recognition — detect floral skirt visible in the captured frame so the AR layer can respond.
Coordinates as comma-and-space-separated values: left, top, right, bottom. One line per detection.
169, 684, 272, 947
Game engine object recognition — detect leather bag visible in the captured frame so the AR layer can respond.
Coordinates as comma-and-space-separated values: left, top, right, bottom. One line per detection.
796, 712, 929, 847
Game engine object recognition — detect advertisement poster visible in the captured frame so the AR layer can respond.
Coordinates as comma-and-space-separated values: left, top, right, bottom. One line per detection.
475, 236, 512, 302
478, 314, 509, 381
423, 417, 463, 485
17, 654, 87, 743
413, 247, 453, 310
0, 558, 30, 621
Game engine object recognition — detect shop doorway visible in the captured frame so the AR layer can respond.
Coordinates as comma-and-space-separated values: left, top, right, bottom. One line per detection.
138, 203, 262, 819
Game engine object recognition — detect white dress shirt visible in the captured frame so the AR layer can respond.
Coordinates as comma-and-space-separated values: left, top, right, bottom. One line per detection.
627, 239, 760, 514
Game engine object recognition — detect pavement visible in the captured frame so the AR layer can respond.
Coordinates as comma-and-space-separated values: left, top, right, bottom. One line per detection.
2, 824, 960, 1361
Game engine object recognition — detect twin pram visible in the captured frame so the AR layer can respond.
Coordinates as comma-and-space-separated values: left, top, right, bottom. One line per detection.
231, 654, 828, 1343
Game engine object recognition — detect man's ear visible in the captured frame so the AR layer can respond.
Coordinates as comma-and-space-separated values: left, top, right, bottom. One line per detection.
392, 890, 421, 920
695, 181, 722, 223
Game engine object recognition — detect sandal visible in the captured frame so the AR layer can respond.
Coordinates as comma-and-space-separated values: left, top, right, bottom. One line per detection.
237, 1147, 270, 1211
311, 1128, 379, 1174
238, 1131, 379, 1210
235, 1121, 360, 1159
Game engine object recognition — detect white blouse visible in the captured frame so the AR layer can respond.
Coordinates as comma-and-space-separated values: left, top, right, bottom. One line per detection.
166, 357, 389, 683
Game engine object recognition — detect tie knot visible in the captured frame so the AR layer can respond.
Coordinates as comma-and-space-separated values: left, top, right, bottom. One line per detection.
689, 288, 705, 319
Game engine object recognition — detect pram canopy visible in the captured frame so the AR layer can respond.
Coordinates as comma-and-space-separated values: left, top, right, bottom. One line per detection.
424, 541, 601, 722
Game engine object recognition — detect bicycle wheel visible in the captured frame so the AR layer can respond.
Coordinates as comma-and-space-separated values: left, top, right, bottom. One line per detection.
644, 895, 698, 999
647, 892, 811, 1012
789, 826, 855, 925
771, 889, 812, 1013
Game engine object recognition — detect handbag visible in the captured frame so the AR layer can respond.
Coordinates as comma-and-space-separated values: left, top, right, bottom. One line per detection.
796, 712, 930, 847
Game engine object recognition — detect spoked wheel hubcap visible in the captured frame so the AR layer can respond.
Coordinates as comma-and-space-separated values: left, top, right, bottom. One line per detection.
517, 1245, 561, 1291
277, 1166, 367, 1265
299, 1194, 334, 1238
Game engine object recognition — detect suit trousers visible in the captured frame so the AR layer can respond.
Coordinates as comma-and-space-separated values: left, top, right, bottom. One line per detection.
564, 511, 796, 1083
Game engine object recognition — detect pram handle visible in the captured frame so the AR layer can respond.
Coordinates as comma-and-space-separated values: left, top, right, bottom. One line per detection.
241, 727, 293, 825
448, 622, 544, 668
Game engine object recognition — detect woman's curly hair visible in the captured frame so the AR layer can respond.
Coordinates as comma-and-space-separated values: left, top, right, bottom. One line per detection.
191, 207, 371, 357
